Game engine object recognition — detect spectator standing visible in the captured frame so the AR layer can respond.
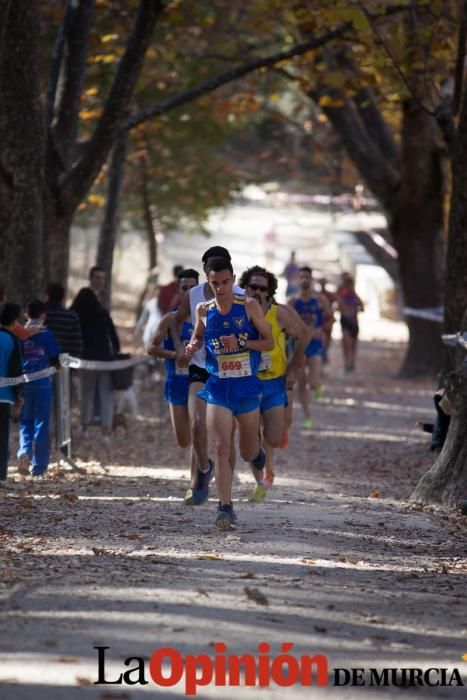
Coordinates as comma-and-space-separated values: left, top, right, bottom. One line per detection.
0, 303, 24, 481
158, 264, 183, 314
89, 266, 107, 307
17, 300, 61, 477
44, 283, 83, 357
70, 288, 120, 443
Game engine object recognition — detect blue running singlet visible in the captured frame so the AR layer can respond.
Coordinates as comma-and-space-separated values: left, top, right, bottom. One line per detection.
200, 295, 262, 413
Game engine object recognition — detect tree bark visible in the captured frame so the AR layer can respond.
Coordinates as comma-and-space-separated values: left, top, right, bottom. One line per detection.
0, 0, 11, 54
141, 159, 157, 271
135, 159, 158, 320
390, 101, 446, 376
44, 0, 163, 287
410, 364, 467, 507
48, 0, 96, 166
443, 72, 467, 342
0, 0, 45, 304
96, 132, 128, 310
314, 75, 445, 376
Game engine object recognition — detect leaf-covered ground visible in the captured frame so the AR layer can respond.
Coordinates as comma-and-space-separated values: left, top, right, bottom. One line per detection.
0, 337, 465, 699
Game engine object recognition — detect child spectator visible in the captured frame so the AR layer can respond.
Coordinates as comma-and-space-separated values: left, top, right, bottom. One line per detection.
0, 303, 24, 481
17, 300, 61, 477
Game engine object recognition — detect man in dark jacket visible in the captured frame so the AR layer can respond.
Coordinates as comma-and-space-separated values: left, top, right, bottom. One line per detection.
45, 283, 82, 357
0, 303, 24, 481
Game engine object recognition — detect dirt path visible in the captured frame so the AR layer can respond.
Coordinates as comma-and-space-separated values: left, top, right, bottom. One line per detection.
0, 338, 465, 699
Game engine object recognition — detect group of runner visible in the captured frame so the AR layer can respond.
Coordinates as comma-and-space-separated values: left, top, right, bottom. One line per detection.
147, 246, 363, 531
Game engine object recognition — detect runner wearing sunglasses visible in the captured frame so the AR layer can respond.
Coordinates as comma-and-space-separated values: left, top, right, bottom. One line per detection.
239, 266, 308, 499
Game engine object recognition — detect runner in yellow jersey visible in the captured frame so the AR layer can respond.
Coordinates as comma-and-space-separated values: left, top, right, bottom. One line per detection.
239, 266, 308, 500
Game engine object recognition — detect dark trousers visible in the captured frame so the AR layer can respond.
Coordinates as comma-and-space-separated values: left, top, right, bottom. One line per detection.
0, 402, 11, 481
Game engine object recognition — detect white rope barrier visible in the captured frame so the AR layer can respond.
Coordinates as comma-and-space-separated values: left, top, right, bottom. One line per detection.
404, 306, 444, 323
0, 353, 152, 387
442, 333, 467, 350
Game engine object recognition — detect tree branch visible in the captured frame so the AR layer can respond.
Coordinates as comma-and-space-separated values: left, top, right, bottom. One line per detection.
126, 23, 352, 130
50, 0, 96, 166
353, 86, 400, 165
309, 85, 400, 210
355, 0, 435, 117
62, 0, 164, 210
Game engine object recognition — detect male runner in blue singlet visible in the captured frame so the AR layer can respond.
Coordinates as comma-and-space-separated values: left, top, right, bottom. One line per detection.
181, 257, 274, 530
288, 266, 331, 429
172, 246, 244, 506
147, 269, 199, 449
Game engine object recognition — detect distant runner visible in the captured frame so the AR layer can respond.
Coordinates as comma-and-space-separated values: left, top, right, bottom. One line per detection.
337, 273, 364, 373
288, 266, 331, 429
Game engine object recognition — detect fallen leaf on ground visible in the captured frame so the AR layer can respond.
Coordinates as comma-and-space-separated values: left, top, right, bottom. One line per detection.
196, 586, 209, 597
369, 491, 381, 498
198, 554, 223, 561
244, 587, 269, 606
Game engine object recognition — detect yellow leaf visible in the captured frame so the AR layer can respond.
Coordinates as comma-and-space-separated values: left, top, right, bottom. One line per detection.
101, 34, 119, 43
85, 87, 98, 96
79, 108, 102, 120
88, 195, 105, 207
319, 95, 345, 108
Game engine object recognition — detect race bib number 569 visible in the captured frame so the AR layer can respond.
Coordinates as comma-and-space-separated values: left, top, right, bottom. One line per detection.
219, 352, 251, 378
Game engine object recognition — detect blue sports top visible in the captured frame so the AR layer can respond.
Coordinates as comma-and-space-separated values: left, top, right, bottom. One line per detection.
163, 311, 194, 378
204, 295, 260, 384
22, 326, 61, 388
293, 295, 323, 329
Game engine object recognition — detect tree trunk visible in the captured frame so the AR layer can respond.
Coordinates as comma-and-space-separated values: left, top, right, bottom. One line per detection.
96, 132, 128, 310
42, 190, 74, 288
443, 68, 467, 341
0, 0, 45, 304
410, 363, 467, 507
0, 0, 11, 52
135, 159, 158, 320
314, 62, 446, 378
389, 102, 446, 377
141, 159, 157, 271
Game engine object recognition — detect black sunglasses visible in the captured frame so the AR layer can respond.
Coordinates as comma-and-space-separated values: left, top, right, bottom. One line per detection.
248, 283, 268, 293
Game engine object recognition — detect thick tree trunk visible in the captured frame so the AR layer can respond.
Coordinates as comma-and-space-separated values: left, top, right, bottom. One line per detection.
43, 191, 74, 288
314, 61, 446, 377
390, 102, 446, 376
0, 0, 45, 304
443, 76, 467, 341
0, 0, 11, 52
96, 132, 128, 310
410, 363, 467, 507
